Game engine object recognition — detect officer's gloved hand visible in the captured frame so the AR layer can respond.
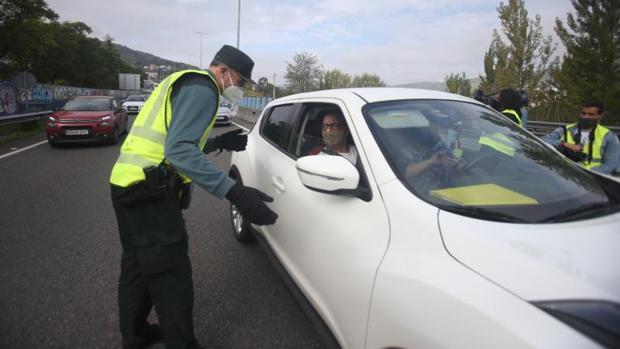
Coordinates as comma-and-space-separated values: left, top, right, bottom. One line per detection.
226, 181, 278, 225
214, 129, 247, 152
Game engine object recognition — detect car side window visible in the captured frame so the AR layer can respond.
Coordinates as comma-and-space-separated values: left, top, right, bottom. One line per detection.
261, 104, 298, 153
292, 103, 353, 159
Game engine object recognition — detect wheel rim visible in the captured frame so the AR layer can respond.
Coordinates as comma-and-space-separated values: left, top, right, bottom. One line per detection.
231, 204, 243, 235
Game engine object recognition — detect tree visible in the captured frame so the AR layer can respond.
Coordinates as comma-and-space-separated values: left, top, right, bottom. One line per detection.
0, 0, 58, 76
479, 44, 497, 92
322, 69, 352, 89
554, 0, 620, 124
479, 0, 556, 92
284, 52, 322, 93
445, 72, 472, 97
350, 73, 386, 87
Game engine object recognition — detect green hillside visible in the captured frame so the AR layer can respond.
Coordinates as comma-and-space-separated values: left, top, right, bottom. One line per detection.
113, 43, 198, 71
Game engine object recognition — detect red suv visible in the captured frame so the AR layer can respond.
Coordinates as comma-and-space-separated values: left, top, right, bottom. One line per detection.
46, 96, 128, 146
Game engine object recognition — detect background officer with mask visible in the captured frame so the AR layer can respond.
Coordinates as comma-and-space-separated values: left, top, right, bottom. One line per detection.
543, 101, 619, 175
109, 45, 278, 349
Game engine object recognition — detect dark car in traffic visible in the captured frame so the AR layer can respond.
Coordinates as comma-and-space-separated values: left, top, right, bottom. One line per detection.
46, 96, 128, 146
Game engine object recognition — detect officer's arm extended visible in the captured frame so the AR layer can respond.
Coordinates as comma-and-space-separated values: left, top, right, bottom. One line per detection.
164, 74, 235, 199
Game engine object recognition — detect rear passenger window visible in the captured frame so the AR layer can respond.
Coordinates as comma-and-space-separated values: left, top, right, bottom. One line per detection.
261, 104, 297, 151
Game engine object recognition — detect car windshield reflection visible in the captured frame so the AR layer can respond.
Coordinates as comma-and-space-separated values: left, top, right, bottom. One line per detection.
363, 99, 620, 223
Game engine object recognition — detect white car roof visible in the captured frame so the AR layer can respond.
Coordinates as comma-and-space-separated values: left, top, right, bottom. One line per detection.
274, 87, 483, 105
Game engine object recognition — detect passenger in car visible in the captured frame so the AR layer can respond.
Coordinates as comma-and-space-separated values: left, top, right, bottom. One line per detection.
384, 124, 459, 188
309, 110, 358, 165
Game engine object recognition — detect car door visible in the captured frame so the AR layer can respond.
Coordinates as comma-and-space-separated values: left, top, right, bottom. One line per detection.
254, 100, 390, 349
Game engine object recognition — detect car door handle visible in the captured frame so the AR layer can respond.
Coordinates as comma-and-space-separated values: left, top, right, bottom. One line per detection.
271, 177, 285, 193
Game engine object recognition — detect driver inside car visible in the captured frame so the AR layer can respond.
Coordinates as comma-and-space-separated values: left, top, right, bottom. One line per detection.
309, 109, 358, 165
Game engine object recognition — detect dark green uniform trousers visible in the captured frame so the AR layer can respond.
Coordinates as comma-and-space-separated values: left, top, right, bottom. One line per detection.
111, 184, 201, 349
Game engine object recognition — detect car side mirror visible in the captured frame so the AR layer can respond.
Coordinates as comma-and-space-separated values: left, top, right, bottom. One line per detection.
296, 155, 361, 196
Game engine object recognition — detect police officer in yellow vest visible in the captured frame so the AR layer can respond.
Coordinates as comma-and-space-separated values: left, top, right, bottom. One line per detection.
542, 101, 619, 175
497, 88, 524, 127
109, 45, 278, 349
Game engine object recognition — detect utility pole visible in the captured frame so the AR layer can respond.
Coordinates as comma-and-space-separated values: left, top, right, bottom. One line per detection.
194, 31, 208, 69
236, 0, 241, 48
272, 73, 276, 99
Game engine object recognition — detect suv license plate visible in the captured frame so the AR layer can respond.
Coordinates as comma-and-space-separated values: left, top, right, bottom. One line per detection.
65, 129, 89, 135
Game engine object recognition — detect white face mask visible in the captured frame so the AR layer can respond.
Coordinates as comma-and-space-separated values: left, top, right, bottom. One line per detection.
222, 70, 244, 105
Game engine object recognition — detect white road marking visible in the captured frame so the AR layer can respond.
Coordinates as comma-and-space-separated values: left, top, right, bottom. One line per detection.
0, 140, 48, 160
232, 122, 249, 132
0, 121, 251, 161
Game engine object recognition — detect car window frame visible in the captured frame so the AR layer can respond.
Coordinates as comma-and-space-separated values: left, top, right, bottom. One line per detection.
291, 101, 374, 201
259, 103, 302, 158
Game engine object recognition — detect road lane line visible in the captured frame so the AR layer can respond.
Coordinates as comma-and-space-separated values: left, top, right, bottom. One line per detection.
1, 122, 250, 161
0, 140, 48, 160
232, 122, 249, 132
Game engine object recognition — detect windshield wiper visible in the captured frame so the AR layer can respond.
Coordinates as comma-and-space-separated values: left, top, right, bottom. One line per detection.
440, 206, 526, 223
540, 202, 617, 223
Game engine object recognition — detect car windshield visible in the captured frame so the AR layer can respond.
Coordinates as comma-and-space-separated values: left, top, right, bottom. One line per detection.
126, 95, 143, 102
363, 99, 620, 223
63, 98, 111, 111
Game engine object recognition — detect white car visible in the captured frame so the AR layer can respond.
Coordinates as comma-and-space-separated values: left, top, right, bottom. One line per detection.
121, 95, 147, 114
216, 102, 233, 126
229, 88, 620, 349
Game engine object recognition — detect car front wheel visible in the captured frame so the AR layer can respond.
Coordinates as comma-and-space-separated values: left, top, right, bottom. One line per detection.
109, 126, 119, 145
228, 171, 256, 243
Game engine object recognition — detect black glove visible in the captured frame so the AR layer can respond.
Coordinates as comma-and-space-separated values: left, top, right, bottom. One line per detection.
214, 129, 247, 152
226, 181, 278, 225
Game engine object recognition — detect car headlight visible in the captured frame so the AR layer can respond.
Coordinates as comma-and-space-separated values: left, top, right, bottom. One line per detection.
534, 300, 620, 348
48, 116, 57, 122
99, 115, 111, 121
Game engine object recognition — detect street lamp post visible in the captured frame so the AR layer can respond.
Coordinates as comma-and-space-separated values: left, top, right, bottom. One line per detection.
272, 73, 276, 99
236, 0, 241, 48
194, 31, 208, 69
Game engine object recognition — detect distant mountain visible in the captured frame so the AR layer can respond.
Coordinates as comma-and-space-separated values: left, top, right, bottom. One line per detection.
113, 43, 197, 71
392, 77, 481, 92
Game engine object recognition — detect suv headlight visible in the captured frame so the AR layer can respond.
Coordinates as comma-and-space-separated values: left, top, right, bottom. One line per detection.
535, 300, 620, 348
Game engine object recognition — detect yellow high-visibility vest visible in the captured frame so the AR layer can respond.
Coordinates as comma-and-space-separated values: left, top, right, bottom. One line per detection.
479, 132, 516, 157
562, 123, 610, 170
110, 70, 220, 187
501, 109, 523, 127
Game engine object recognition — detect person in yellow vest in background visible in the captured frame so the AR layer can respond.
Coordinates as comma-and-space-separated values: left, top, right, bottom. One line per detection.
542, 101, 619, 175
497, 88, 525, 127
109, 45, 278, 349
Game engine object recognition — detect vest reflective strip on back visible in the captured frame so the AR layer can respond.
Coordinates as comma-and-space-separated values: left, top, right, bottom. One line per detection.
563, 123, 609, 169
479, 133, 516, 157
110, 70, 219, 187
502, 109, 523, 127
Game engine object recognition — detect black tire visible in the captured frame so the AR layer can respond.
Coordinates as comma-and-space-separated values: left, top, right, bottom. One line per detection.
48, 139, 57, 147
110, 126, 119, 145
228, 170, 256, 243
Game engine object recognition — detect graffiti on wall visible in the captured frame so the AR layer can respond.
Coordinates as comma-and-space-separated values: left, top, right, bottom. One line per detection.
0, 81, 139, 119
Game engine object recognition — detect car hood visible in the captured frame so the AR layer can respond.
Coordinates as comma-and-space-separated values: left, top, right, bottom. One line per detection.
54, 111, 111, 120
438, 209, 620, 302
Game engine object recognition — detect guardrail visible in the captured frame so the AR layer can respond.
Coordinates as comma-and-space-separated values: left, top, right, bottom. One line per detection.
527, 120, 620, 137
0, 111, 52, 126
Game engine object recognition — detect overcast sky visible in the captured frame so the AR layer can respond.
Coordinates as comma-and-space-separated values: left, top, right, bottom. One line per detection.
45, 0, 574, 86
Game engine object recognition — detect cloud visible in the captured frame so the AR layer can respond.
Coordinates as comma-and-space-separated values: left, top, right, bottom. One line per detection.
46, 0, 573, 85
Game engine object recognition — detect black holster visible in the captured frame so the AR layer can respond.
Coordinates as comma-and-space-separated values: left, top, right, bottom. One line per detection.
116, 164, 184, 207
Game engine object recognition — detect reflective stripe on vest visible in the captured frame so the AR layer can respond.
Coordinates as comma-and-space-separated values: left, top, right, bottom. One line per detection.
562, 123, 610, 170
479, 132, 516, 157
501, 109, 523, 127
110, 70, 220, 187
